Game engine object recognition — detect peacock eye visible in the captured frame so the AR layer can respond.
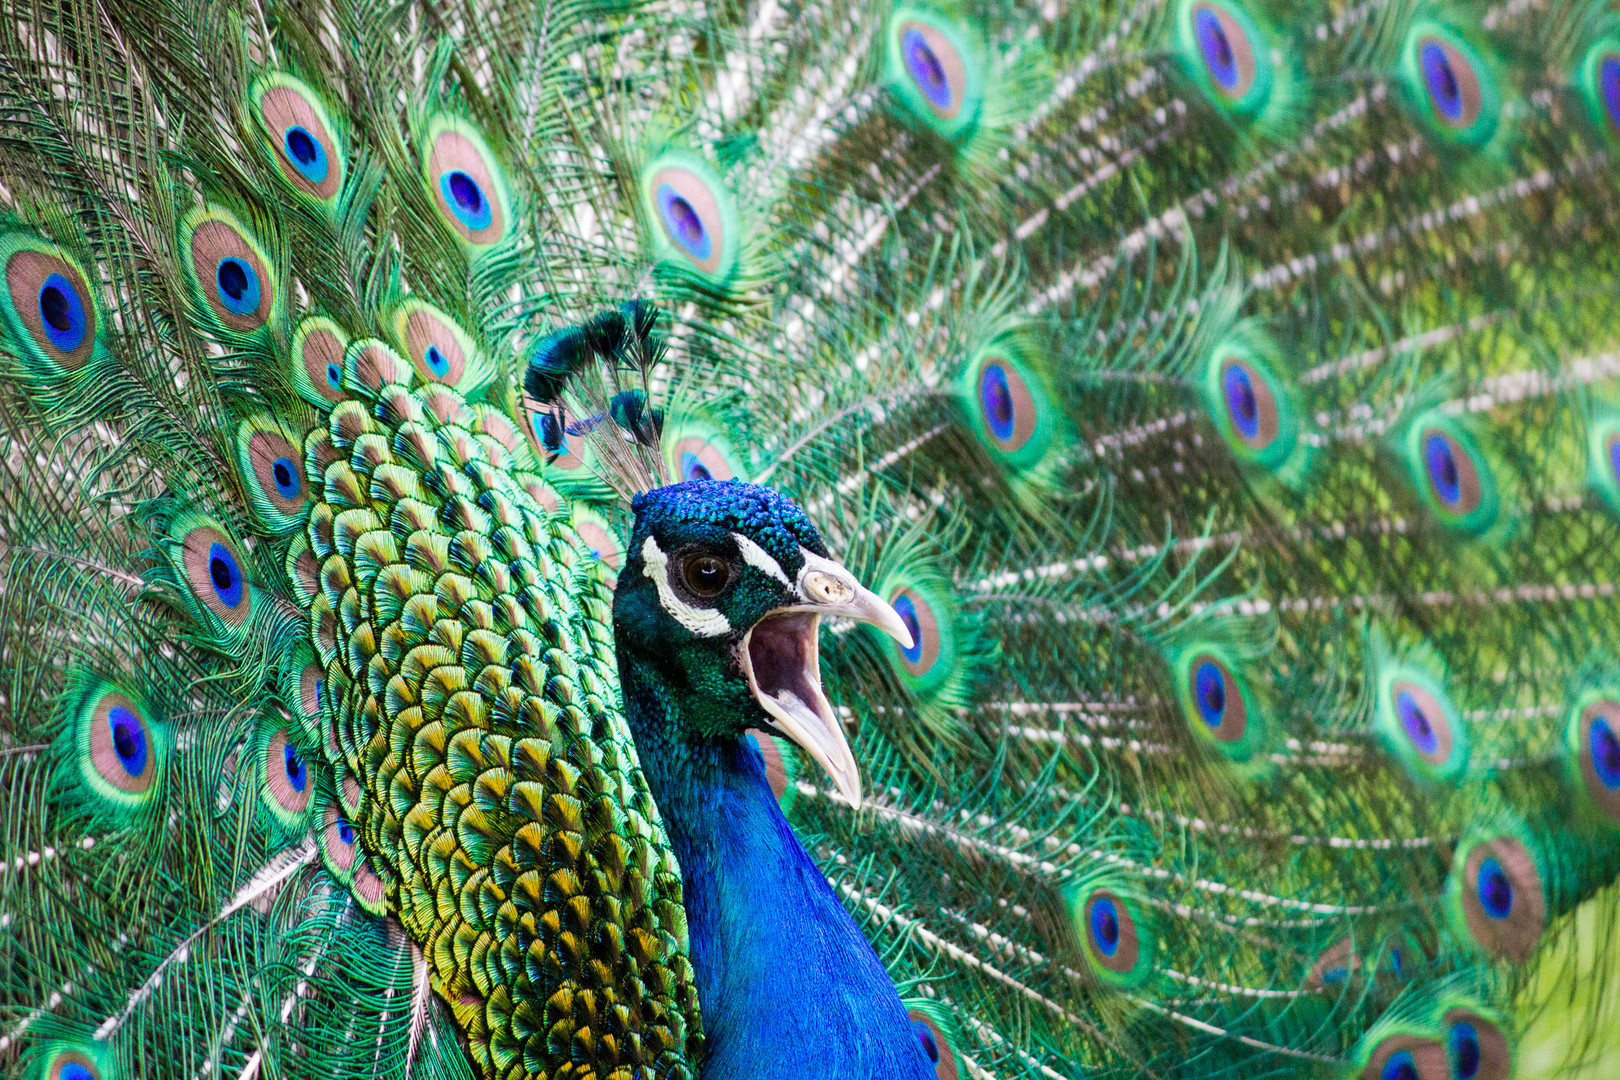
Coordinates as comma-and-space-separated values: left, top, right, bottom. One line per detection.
682, 553, 731, 598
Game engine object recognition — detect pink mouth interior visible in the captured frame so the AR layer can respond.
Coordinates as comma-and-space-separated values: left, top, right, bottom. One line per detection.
746, 612, 824, 715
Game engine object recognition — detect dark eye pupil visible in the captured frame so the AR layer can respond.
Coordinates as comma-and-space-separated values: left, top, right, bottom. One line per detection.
449, 171, 483, 213
668, 197, 703, 243
218, 260, 248, 300
913, 1021, 939, 1063
40, 285, 71, 332
539, 413, 566, 454
1601, 725, 1620, 769
113, 720, 138, 759
286, 128, 317, 164
1436, 59, 1457, 103
685, 556, 728, 595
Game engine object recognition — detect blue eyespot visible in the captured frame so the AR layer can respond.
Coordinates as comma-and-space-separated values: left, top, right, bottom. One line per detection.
1590, 716, 1620, 790
283, 744, 308, 792
60, 1065, 96, 1080
1194, 661, 1226, 728
1424, 432, 1461, 505
1089, 896, 1121, 956
1421, 40, 1463, 121
978, 363, 1015, 441
208, 542, 244, 609
215, 257, 262, 316
1397, 691, 1438, 755
38, 273, 88, 352
1221, 363, 1259, 438
324, 361, 342, 390
892, 593, 924, 664
912, 1020, 940, 1063
1320, 964, 1349, 985
283, 125, 329, 184
1194, 7, 1239, 90
337, 816, 355, 846
681, 451, 712, 482
656, 184, 712, 262
1603, 57, 1620, 131
424, 344, 450, 378
531, 410, 567, 455
1449, 1021, 1481, 1080
108, 705, 148, 777
902, 27, 953, 109
271, 456, 301, 500
440, 171, 492, 231
1477, 857, 1513, 919
1380, 1050, 1418, 1080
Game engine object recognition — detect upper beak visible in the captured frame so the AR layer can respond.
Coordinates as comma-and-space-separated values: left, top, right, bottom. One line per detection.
810, 578, 915, 652
738, 563, 913, 809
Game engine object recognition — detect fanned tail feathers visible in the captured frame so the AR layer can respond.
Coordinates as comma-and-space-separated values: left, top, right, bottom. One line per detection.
4, 0, 1620, 1078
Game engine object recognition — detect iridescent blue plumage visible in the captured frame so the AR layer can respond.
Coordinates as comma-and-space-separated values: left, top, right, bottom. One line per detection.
614, 482, 934, 1080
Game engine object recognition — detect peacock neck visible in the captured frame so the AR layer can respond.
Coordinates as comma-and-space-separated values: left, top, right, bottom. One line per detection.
617, 653, 934, 1080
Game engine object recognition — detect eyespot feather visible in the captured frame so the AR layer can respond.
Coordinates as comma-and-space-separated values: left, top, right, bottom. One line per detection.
1445, 819, 1548, 962
956, 332, 1068, 484
58, 672, 168, 818
388, 297, 494, 396
1169, 643, 1271, 767
235, 415, 310, 532
1174, 0, 1276, 120
422, 116, 513, 250
0, 233, 113, 386
639, 147, 742, 284
1063, 874, 1156, 987
260, 721, 316, 833
1396, 22, 1502, 151
179, 207, 279, 335
1397, 410, 1501, 537
1373, 662, 1469, 784
250, 73, 345, 204
291, 315, 351, 407
885, 8, 983, 141
162, 511, 262, 642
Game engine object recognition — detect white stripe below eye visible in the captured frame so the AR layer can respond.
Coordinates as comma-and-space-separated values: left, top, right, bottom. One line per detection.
732, 532, 792, 588
643, 536, 732, 637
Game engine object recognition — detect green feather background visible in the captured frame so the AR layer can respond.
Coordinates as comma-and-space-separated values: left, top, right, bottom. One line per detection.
3, 0, 1620, 1078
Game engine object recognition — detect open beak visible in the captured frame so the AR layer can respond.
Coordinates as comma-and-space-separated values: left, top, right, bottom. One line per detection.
738, 560, 913, 809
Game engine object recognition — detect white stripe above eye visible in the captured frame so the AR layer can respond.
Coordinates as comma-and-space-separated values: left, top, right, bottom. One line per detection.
642, 536, 733, 637
732, 532, 792, 589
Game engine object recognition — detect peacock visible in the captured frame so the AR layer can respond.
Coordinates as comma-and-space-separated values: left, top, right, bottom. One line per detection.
7, 0, 1620, 1076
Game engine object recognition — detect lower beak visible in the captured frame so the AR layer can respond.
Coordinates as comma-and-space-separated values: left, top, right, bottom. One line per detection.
738, 582, 913, 809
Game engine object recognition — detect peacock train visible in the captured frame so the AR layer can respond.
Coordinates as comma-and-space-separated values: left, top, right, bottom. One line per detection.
3, 0, 1620, 1078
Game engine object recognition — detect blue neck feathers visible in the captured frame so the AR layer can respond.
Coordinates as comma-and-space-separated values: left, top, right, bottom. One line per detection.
619, 656, 935, 1080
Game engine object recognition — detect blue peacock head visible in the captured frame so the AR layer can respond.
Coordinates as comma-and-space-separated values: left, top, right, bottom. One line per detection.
615, 479, 913, 806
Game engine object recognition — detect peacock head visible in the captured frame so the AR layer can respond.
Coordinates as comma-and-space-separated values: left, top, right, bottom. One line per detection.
615, 479, 912, 807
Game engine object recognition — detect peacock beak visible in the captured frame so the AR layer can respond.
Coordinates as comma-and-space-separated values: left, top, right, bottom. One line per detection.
738, 554, 913, 809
